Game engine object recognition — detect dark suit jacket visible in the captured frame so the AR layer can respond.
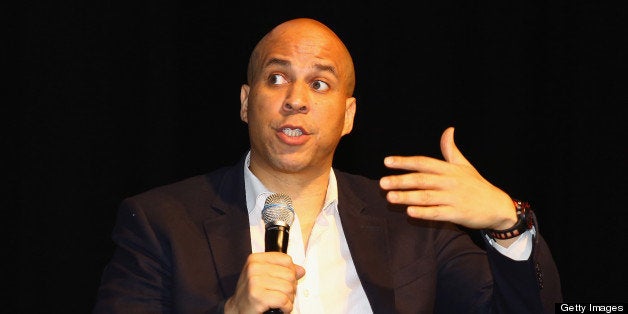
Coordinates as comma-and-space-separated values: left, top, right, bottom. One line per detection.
93, 156, 562, 313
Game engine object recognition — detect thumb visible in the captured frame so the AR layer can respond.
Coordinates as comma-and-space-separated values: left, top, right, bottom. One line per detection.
440, 126, 471, 165
295, 264, 306, 279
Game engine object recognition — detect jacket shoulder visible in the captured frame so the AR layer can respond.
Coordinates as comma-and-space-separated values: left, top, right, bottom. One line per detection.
118, 163, 242, 225
333, 169, 392, 208
129, 166, 230, 205
334, 169, 382, 193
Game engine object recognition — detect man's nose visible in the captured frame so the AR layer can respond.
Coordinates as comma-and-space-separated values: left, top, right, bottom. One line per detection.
282, 83, 310, 114
282, 102, 309, 114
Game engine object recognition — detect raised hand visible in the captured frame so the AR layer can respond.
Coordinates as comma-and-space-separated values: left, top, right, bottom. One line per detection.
379, 127, 517, 231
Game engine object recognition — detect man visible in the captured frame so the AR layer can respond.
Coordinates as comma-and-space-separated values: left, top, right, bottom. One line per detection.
94, 18, 562, 313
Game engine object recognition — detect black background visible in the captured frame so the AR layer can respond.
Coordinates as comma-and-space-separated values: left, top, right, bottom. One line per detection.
19, 1, 626, 312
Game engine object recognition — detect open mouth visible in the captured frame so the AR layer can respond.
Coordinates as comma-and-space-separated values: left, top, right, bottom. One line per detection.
282, 128, 303, 137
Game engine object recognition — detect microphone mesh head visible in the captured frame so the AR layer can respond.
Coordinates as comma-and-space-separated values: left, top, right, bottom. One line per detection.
262, 193, 295, 227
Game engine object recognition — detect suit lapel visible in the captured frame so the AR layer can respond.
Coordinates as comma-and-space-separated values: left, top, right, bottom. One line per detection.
337, 173, 395, 313
203, 158, 252, 297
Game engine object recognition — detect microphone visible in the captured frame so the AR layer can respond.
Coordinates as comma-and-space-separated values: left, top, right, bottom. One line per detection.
262, 193, 295, 253
262, 193, 295, 314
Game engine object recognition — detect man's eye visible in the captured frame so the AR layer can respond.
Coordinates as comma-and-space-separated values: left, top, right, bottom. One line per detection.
312, 80, 330, 91
269, 74, 288, 85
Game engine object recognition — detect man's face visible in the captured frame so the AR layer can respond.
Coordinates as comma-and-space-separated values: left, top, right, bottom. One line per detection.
240, 21, 356, 176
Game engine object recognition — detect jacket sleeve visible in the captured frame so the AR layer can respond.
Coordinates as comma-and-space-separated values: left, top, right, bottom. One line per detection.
429, 220, 562, 314
92, 199, 228, 314
484, 230, 563, 314
93, 199, 176, 313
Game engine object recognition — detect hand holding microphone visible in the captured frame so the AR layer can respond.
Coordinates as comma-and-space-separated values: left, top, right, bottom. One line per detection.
225, 193, 304, 314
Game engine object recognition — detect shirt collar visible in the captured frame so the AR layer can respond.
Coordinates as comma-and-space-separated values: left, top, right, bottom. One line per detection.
243, 151, 338, 214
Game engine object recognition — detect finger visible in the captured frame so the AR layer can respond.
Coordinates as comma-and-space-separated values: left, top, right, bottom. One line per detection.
440, 126, 471, 166
253, 274, 297, 298
406, 205, 458, 222
244, 253, 300, 295
383, 155, 449, 173
262, 291, 295, 314
247, 259, 300, 284
233, 253, 299, 314
380, 172, 446, 191
295, 264, 306, 279
253, 251, 295, 266
248, 281, 295, 314
385, 189, 448, 207
247, 269, 298, 312
248, 272, 295, 293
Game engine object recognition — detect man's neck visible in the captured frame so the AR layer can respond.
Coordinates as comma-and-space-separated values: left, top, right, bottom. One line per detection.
249, 160, 331, 247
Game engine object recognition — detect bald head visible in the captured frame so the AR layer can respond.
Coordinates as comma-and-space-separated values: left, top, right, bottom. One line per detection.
246, 18, 356, 96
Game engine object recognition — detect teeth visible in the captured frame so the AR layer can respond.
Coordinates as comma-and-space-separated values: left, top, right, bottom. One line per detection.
282, 128, 303, 137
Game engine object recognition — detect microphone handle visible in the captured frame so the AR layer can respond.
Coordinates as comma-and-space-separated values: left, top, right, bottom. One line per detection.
264, 225, 290, 314
265, 225, 289, 253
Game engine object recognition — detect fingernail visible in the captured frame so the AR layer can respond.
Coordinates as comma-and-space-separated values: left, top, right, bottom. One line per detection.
380, 177, 389, 187
384, 157, 393, 165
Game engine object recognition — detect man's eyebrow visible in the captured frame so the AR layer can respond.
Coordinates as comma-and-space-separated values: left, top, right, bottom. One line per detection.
313, 63, 338, 78
264, 58, 338, 78
265, 58, 290, 68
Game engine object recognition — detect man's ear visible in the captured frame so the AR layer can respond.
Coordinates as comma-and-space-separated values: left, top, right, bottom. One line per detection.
341, 97, 356, 136
240, 84, 250, 123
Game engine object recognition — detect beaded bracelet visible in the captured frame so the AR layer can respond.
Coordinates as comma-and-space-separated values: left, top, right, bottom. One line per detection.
486, 199, 534, 240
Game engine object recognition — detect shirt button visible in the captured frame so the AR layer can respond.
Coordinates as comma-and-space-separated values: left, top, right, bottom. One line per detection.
303, 289, 309, 298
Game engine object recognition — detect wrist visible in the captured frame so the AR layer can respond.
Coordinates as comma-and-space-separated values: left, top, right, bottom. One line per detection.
486, 199, 534, 240
493, 204, 519, 231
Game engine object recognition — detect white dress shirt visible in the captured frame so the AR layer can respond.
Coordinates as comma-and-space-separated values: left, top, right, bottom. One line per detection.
243, 152, 532, 313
